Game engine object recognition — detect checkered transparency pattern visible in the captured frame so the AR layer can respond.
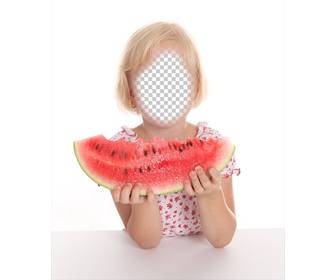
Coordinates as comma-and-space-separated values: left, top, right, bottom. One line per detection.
134, 50, 193, 125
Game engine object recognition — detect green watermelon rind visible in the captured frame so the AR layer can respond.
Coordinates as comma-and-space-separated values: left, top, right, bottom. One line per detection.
73, 141, 236, 197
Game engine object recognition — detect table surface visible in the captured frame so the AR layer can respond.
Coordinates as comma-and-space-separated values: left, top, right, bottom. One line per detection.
52, 228, 284, 280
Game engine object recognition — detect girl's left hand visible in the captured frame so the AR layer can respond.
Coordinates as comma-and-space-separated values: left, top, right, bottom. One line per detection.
184, 165, 223, 199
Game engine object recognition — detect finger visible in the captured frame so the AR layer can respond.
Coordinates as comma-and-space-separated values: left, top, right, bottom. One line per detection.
183, 179, 195, 196
146, 188, 155, 203
120, 183, 132, 204
189, 170, 204, 194
208, 167, 222, 185
136, 185, 146, 203
139, 195, 146, 203
130, 183, 142, 204
111, 185, 121, 202
195, 166, 213, 190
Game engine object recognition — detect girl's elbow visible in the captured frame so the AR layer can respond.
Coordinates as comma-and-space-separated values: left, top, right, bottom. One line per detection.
211, 237, 232, 248
210, 228, 236, 248
135, 235, 161, 249
128, 230, 162, 249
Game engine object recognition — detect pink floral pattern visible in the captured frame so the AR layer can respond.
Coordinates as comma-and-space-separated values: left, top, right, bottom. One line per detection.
108, 121, 241, 237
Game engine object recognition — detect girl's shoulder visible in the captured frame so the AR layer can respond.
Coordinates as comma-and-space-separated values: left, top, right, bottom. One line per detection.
108, 125, 138, 142
197, 122, 241, 177
196, 121, 226, 140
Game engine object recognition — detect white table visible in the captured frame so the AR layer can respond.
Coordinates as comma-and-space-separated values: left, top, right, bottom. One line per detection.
52, 228, 284, 280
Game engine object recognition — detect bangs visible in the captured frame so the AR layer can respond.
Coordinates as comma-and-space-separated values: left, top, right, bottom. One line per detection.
122, 22, 199, 75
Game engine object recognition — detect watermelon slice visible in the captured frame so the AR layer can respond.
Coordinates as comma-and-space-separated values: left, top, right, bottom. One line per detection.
73, 134, 235, 196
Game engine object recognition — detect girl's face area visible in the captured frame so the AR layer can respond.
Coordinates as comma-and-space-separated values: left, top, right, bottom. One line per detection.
129, 41, 197, 128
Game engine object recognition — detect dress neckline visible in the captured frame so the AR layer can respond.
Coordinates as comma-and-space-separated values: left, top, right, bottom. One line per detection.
121, 121, 208, 140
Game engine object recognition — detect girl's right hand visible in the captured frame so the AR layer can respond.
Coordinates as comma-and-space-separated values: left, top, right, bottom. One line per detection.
111, 183, 156, 204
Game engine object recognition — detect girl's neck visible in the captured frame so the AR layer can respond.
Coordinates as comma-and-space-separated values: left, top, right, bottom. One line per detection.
133, 118, 197, 141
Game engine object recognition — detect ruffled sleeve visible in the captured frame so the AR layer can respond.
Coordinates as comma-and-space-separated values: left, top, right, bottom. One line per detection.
108, 126, 138, 142
220, 155, 241, 178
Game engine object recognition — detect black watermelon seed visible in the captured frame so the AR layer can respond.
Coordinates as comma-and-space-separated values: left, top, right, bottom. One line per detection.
178, 146, 183, 152
152, 146, 156, 154
124, 168, 128, 175
95, 144, 100, 150
139, 167, 143, 173
168, 143, 172, 149
182, 143, 186, 149
147, 166, 151, 172
173, 143, 177, 150
110, 150, 116, 157
144, 150, 148, 156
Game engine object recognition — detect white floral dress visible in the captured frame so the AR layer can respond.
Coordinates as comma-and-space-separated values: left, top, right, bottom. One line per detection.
108, 121, 241, 237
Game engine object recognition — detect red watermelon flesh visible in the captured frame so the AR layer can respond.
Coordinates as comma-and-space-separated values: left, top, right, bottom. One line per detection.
73, 134, 235, 196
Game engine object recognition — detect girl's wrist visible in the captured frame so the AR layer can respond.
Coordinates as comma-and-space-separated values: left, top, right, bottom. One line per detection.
132, 196, 158, 210
197, 188, 224, 203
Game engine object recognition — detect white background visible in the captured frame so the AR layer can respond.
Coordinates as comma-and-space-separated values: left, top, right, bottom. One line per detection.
52, 0, 284, 231
1, 0, 336, 279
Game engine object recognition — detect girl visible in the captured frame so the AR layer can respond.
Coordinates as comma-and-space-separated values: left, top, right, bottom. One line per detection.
109, 22, 241, 249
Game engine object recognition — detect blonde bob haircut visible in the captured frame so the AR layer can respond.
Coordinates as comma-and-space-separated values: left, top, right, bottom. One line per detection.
115, 21, 207, 114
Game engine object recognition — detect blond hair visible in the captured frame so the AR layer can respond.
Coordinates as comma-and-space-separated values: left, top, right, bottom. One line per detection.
115, 21, 207, 114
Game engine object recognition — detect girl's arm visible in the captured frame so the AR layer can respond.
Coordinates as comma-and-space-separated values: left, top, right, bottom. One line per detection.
197, 176, 237, 248
126, 196, 162, 249
112, 196, 132, 229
